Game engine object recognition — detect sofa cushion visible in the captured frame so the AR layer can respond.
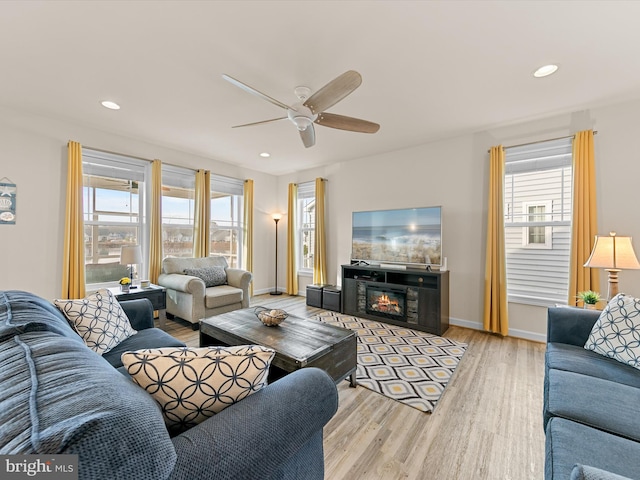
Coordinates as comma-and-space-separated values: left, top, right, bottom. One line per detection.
544, 368, 640, 441
54, 289, 137, 355
571, 464, 635, 480
546, 417, 640, 480
205, 285, 243, 309
0, 331, 176, 478
122, 345, 275, 434
184, 266, 227, 287
0, 290, 81, 342
163, 256, 228, 275
585, 293, 640, 369
102, 327, 186, 368
546, 343, 640, 389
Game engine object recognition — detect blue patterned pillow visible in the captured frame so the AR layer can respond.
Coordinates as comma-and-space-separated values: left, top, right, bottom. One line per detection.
54, 289, 136, 355
183, 266, 227, 287
121, 345, 275, 434
584, 293, 640, 369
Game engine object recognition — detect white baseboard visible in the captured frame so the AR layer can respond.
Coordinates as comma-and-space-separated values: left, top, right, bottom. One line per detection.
450, 317, 546, 343
253, 287, 285, 296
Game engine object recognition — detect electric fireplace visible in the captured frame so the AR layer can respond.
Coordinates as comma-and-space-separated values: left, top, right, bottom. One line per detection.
366, 286, 407, 320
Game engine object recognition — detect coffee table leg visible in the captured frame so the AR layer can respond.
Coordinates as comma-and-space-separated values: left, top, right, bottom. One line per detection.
349, 371, 357, 388
158, 309, 166, 330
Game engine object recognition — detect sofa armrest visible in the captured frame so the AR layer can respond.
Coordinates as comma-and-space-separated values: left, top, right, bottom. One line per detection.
547, 307, 601, 346
120, 298, 154, 330
158, 273, 206, 296
169, 367, 338, 480
225, 268, 252, 290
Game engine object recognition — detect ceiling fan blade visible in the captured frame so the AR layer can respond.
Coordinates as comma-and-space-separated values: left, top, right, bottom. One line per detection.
315, 112, 380, 133
231, 117, 287, 128
304, 70, 362, 114
299, 124, 316, 148
222, 74, 296, 112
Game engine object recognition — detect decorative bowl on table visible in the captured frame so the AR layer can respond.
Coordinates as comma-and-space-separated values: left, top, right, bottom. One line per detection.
254, 306, 288, 327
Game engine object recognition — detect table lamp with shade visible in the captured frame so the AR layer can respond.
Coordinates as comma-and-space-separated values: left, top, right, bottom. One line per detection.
120, 245, 143, 285
583, 232, 640, 300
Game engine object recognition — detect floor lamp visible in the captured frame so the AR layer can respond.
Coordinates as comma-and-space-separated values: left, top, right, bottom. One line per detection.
584, 232, 640, 300
271, 214, 283, 295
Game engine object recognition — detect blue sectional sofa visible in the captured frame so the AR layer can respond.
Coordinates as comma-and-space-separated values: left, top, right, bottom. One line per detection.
0, 290, 338, 480
545, 307, 640, 480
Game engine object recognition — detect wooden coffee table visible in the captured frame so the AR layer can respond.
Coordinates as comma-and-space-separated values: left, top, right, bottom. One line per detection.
199, 308, 357, 387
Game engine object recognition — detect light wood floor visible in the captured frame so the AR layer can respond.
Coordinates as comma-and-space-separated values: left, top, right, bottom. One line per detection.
165, 294, 546, 480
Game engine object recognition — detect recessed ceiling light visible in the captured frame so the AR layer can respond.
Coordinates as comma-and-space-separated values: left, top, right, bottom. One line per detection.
101, 100, 121, 110
260, 152, 271, 158
533, 64, 558, 78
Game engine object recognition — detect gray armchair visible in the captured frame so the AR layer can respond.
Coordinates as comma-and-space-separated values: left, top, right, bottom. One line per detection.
157, 256, 252, 328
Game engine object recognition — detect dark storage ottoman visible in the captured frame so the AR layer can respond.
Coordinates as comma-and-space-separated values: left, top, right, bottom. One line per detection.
306, 284, 326, 308
322, 286, 341, 312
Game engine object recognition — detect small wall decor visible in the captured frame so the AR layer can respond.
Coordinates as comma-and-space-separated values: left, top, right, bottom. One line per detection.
0, 177, 16, 225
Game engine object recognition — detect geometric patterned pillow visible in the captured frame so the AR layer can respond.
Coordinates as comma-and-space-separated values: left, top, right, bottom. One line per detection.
584, 293, 640, 369
121, 345, 275, 434
54, 289, 137, 355
183, 266, 227, 287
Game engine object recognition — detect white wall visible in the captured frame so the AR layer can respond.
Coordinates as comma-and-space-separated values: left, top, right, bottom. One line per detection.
279, 98, 640, 341
0, 106, 277, 300
3, 98, 640, 340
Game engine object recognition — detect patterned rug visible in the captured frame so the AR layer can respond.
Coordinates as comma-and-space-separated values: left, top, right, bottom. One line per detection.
312, 311, 467, 413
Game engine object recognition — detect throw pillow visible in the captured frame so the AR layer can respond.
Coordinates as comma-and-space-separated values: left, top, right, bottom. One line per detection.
54, 289, 137, 355
183, 266, 227, 287
121, 345, 275, 434
584, 293, 640, 369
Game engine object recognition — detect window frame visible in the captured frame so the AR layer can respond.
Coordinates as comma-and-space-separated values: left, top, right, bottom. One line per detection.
161, 164, 196, 258
82, 149, 148, 288
210, 174, 244, 269
297, 181, 315, 275
503, 137, 573, 306
521, 201, 552, 249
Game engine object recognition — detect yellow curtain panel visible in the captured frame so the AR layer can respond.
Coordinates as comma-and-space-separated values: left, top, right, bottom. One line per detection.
313, 178, 327, 285
193, 169, 211, 258
483, 146, 509, 336
149, 160, 163, 284
569, 130, 599, 304
286, 183, 298, 295
243, 179, 254, 296
61, 141, 86, 299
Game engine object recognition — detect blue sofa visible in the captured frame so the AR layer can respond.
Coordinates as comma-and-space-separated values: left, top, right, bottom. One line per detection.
545, 307, 640, 480
0, 290, 338, 480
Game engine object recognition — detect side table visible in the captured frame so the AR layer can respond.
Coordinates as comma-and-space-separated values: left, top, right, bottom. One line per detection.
109, 284, 167, 329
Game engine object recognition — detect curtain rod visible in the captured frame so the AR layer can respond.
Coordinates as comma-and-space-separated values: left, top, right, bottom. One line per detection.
486, 130, 598, 153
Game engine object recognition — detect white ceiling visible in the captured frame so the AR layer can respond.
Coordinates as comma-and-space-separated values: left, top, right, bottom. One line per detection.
2, 1, 640, 175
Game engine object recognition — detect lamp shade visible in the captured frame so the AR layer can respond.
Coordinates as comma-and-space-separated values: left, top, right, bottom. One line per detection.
120, 245, 143, 265
584, 233, 640, 270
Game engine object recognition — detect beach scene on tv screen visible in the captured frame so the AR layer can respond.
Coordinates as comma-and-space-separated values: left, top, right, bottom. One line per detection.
352, 207, 442, 265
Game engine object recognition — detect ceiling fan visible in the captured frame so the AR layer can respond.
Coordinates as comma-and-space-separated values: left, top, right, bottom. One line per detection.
222, 70, 380, 148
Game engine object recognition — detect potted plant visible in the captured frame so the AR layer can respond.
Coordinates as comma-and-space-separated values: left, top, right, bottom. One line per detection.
119, 277, 131, 293
577, 290, 602, 309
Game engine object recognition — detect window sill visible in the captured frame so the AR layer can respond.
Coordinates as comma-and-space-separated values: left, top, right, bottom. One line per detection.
298, 270, 313, 277
508, 295, 568, 308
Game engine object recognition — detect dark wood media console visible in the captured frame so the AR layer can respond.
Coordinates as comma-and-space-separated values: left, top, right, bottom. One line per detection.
341, 264, 450, 335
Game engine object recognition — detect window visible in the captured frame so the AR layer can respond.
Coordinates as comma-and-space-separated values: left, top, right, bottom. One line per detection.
297, 181, 315, 272
211, 175, 244, 268
504, 138, 572, 305
522, 201, 552, 248
162, 165, 195, 258
82, 149, 147, 285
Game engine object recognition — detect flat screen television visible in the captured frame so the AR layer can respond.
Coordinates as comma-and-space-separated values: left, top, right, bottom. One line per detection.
351, 206, 442, 267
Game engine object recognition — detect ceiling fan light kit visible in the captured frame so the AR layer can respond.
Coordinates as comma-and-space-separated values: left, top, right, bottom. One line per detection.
223, 70, 380, 148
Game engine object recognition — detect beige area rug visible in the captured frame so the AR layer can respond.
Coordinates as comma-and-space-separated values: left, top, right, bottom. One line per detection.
312, 311, 467, 413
